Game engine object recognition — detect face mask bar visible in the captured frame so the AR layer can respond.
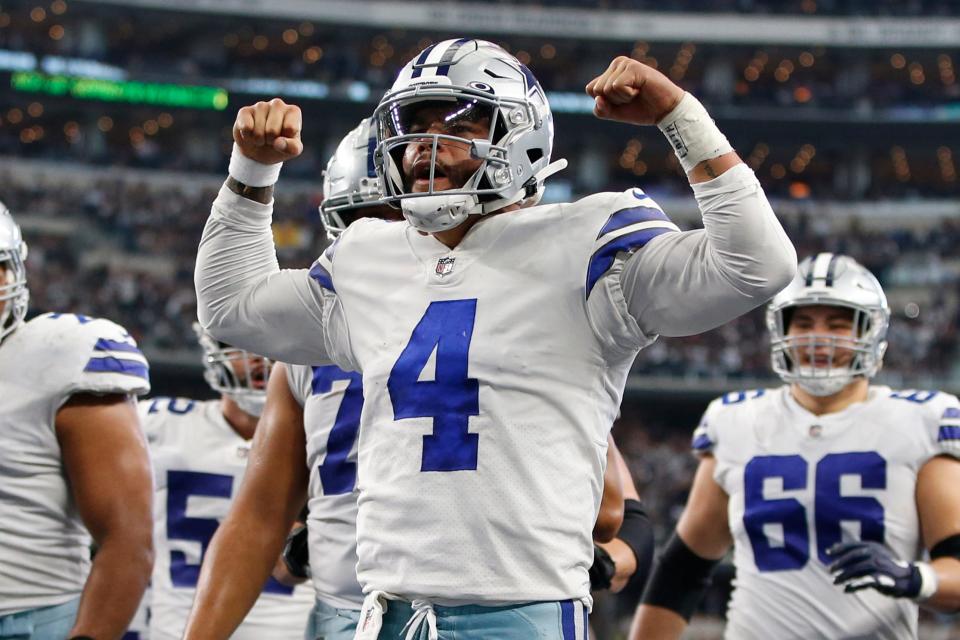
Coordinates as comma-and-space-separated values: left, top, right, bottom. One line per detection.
202, 346, 272, 399
375, 86, 538, 203
769, 304, 886, 390
0, 246, 28, 341
379, 133, 511, 202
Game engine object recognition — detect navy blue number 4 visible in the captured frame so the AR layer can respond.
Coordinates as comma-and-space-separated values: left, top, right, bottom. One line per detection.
388, 299, 480, 472
743, 452, 886, 571
311, 366, 364, 495
166, 470, 292, 594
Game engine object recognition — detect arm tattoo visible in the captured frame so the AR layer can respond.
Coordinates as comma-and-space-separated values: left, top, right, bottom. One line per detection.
703, 161, 718, 179
226, 176, 274, 205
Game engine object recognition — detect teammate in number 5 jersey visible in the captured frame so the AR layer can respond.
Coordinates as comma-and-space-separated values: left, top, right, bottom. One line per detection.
194, 40, 796, 638
0, 202, 153, 639
139, 326, 314, 639
633, 253, 960, 640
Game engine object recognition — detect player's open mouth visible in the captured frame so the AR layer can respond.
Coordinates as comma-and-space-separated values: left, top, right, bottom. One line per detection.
411, 161, 448, 190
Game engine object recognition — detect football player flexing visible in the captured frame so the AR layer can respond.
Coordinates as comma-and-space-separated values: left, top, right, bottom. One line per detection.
194, 41, 796, 638
139, 325, 314, 639
0, 203, 153, 639
187, 118, 649, 639
632, 254, 960, 640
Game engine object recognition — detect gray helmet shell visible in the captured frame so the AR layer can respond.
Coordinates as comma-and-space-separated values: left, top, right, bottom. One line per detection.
320, 117, 384, 238
0, 202, 28, 344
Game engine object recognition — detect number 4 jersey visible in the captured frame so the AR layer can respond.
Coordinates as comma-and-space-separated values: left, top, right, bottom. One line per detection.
693, 385, 960, 640
140, 398, 314, 639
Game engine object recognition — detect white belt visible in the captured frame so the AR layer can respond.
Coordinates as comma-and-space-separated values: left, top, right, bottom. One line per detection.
353, 591, 438, 640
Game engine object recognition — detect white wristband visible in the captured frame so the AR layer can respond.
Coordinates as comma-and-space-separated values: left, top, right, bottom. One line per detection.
228, 143, 283, 187
657, 92, 733, 174
915, 561, 939, 601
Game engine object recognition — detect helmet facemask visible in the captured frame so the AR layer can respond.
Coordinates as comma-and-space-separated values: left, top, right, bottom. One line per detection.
194, 324, 272, 417
374, 39, 565, 233
768, 303, 888, 397
0, 242, 29, 344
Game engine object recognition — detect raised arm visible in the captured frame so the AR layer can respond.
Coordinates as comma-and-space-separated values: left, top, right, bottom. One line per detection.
195, 99, 333, 364
587, 58, 796, 338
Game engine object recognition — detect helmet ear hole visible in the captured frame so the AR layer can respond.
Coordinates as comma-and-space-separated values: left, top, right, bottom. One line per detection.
527, 148, 543, 164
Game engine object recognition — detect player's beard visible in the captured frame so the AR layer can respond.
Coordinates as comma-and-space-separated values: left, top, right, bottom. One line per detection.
404, 155, 478, 193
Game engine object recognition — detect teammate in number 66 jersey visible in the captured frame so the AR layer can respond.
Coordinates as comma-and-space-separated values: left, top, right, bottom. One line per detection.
633, 254, 960, 640
195, 41, 796, 638
140, 326, 313, 639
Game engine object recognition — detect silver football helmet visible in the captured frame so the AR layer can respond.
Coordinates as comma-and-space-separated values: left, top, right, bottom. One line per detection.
373, 38, 567, 232
767, 253, 889, 397
0, 202, 28, 344
194, 323, 272, 417
320, 118, 384, 238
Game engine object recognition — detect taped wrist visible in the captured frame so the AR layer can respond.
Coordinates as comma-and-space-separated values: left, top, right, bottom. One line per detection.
228, 143, 283, 187
641, 532, 720, 621
914, 561, 939, 601
589, 544, 616, 591
282, 524, 310, 579
657, 92, 733, 174
619, 499, 655, 589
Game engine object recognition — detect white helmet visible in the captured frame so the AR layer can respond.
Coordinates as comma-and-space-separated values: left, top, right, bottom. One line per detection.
767, 253, 889, 397
320, 117, 384, 238
194, 323, 272, 417
0, 202, 28, 344
373, 38, 566, 233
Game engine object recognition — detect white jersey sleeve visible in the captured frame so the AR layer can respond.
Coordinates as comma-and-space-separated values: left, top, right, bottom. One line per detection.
620, 164, 797, 337
195, 184, 343, 366
0, 312, 149, 616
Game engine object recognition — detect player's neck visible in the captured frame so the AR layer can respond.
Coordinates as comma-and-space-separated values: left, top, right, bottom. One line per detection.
220, 395, 258, 441
791, 378, 870, 416
425, 203, 522, 249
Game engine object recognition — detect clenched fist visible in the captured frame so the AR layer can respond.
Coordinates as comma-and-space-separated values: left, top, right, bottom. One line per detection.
585, 57, 684, 126
233, 98, 303, 165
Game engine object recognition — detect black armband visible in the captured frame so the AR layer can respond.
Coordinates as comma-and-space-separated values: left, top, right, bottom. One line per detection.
619, 499, 655, 589
68, 637, 96, 640
225, 176, 274, 205
282, 524, 310, 579
641, 532, 720, 622
589, 544, 617, 591
931, 533, 960, 561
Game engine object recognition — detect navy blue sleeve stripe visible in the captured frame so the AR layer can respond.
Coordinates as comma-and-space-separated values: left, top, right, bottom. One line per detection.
84, 357, 150, 380
585, 227, 675, 298
944, 407, 960, 419
939, 425, 960, 441
93, 338, 143, 355
309, 262, 336, 293
596, 206, 672, 240
692, 434, 714, 451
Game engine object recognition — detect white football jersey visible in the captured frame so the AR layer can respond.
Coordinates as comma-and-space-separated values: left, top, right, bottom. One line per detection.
309, 189, 679, 604
141, 398, 314, 639
287, 363, 364, 609
693, 385, 960, 640
0, 312, 150, 616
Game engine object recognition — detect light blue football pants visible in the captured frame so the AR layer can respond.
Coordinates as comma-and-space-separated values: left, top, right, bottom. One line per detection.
306, 598, 361, 640
0, 598, 80, 640
375, 599, 589, 640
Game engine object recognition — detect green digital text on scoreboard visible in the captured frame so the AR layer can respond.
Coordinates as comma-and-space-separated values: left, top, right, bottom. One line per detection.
10, 71, 229, 111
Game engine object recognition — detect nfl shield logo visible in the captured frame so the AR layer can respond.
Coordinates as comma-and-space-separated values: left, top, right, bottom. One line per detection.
435, 257, 455, 277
